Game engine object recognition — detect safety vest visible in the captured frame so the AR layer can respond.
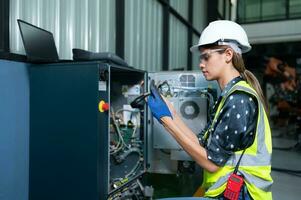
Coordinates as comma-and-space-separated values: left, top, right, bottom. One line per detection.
202, 80, 273, 200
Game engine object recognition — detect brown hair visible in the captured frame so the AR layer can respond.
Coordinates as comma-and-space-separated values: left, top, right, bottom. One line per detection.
232, 51, 269, 113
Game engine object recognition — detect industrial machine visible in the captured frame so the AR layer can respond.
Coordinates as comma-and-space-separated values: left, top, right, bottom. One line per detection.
29, 61, 219, 200
147, 72, 218, 174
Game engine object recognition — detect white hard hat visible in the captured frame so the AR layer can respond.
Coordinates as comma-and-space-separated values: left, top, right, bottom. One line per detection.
190, 20, 251, 53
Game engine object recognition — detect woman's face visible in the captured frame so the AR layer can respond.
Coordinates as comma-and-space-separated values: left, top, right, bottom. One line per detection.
199, 48, 226, 81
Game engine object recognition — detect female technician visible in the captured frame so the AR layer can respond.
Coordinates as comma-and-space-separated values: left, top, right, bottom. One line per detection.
147, 20, 273, 200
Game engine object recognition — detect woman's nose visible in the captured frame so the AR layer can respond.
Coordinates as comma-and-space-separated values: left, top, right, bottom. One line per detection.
199, 62, 205, 69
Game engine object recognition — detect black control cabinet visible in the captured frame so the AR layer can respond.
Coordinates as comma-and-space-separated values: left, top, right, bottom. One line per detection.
29, 61, 147, 200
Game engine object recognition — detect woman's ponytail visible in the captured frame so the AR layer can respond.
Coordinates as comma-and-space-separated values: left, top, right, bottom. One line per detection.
232, 52, 269, 114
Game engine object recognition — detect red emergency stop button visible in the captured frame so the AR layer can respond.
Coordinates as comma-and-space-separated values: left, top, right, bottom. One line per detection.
99, 100, 109, 112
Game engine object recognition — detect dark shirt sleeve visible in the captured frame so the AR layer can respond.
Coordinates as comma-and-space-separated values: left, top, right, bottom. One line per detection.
205, 91, 258, 166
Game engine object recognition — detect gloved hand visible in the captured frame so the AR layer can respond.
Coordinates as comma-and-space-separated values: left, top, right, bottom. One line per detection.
147, 80, 172, 123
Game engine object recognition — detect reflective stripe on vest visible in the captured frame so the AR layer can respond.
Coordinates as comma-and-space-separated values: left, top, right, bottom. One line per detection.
202, 81, 273, 199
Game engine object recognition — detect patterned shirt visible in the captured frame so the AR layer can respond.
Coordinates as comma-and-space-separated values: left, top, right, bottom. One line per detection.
198, 76, 258, 166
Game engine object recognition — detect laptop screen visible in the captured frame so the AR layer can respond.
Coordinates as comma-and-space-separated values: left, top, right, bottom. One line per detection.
17, 19, 59, 63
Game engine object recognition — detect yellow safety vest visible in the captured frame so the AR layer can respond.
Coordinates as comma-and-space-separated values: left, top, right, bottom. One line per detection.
202, 80, 273, 200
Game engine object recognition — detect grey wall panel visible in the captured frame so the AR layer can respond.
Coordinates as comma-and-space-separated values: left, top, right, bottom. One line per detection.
125, 0, 163, 71
168, 0, 207, 71
193, 0, 207, 32
170, 0, 189, 20
59, 0, 76, 58
191, 0, 207, 70
10, 0, 115, 59
0, 59, 29, 200
192, 34, 200, 70
169, 15, 188, 71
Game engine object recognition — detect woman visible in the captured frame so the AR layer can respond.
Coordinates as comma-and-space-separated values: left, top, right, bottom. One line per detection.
147, 20, 273, 200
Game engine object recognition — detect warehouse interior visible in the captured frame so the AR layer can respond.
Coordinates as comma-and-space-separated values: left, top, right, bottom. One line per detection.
1, 0, 301, 200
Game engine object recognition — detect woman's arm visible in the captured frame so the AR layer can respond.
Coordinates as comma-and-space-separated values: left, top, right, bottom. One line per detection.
161, 116, 220, 173
163, 97, 206, 144
147, 92, 219, 172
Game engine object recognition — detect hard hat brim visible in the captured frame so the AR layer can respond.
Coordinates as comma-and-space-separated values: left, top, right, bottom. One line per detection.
190, 43, 252, 53
190, 44, 200, 53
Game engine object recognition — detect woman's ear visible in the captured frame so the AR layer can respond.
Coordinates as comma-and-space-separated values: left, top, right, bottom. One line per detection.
225, 48, 233, 63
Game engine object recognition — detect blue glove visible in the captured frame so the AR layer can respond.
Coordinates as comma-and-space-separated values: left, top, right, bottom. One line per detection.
147, 80, 172, 123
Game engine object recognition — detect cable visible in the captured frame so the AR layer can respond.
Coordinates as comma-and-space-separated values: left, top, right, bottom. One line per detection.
110, 107, 129, 154
125, 156, 143, 179
110, 106, 144, 185
115, 108, 140, 138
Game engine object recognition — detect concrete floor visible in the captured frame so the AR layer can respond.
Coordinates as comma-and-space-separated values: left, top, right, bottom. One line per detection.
271, 127, 301, 200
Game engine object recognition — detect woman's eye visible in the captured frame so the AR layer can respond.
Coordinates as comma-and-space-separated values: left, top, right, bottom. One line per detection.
203, 53, 210, 61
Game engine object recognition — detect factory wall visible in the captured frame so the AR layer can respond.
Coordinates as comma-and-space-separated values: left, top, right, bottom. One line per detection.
9, 0, 116, 60
242, 19, 301, 44
8, 0, 207, 71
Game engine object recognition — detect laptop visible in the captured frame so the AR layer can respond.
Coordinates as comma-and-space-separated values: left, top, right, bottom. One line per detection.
17, 19, 66, 63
